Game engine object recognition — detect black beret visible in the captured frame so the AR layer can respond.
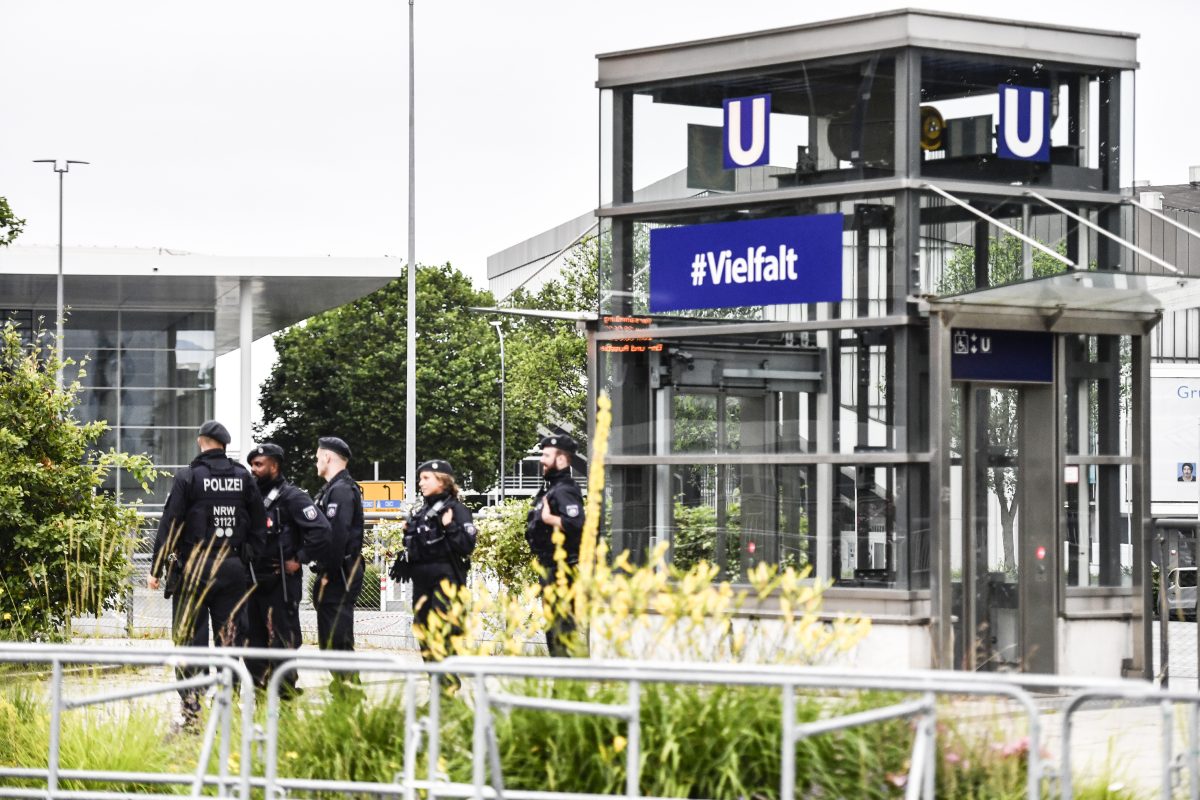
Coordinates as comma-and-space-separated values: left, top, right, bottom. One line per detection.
417, 459, 454, 479
539, 433, 578, 455
249, 443, 285, 466
198, 420, 231, 446
317, 436, 352, 460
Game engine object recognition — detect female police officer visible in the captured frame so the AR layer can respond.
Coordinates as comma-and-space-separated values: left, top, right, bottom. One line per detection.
389, 460, 476, 661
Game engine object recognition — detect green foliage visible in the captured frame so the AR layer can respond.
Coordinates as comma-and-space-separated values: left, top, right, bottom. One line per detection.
275, 689, 412, 784
473, 499, 539, 589
257, 264, 501, 493
0, 686, 183, 791
936, 229, 1068, 297
0, 321, 156, 640
501, 240, 597, 450
671, 499, 742, 574
0, 197, 24, 247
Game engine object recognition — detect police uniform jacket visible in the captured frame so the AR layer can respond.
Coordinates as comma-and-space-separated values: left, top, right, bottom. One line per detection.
256, 474, 334, 578
395, 491, 476, 582
313, 468, 365, 596
152, 449, 268, 578
526, 467, 585, 566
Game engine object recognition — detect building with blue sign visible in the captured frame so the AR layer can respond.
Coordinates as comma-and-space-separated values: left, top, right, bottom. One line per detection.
578, 9, 1200, 677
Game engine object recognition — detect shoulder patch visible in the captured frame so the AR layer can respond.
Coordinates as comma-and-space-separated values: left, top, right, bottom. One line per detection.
464, 523, 477, 536
303, 505, 318, 521
565, 504, 580, 518
326, 502, 339, 518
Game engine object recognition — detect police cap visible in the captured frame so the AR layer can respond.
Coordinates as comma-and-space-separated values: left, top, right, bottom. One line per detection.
197, 420, 231, 446
417, 459, 454, 479
317, 436, 352, 461
249, 443, 285, 467
539, 433, 578, 455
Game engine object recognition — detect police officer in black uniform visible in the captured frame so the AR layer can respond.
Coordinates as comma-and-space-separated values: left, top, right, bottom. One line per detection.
526, 433, 586, 657
312, 436, 364, 655
389, 459, 477, 662
245, 443, 334, 693
149, 420, 267, 730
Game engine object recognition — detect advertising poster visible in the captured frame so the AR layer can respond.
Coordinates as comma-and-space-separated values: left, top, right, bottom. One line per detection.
1151, 364, 1200, 515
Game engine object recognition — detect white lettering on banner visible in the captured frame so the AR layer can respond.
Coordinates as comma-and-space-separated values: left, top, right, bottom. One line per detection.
690, 245, 799, 287
204, 477, 243, 492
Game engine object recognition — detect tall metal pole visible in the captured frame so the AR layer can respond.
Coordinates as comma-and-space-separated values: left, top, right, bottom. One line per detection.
491, 321, 506, 502
33, 159, 88, 388
404, 0, 417, 502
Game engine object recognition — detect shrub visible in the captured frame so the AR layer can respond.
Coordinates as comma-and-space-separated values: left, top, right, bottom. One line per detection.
0, 321, 156, 640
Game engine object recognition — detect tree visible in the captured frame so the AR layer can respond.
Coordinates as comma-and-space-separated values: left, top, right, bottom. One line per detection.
501, 240, 598, 453
1, 196, 25, 248
256, 263, 502, 494
0, 321, 156, 640
937, 231, 1067, 570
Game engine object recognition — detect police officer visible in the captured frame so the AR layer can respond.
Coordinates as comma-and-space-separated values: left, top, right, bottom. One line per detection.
526, 433, 586, 657
389, 459, 476, 662
149, 420, 267, 730
312, 436, 364, 655
245, 443, 334, 693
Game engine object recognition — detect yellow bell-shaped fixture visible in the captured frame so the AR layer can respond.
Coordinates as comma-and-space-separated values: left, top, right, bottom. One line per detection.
920, 105, 945, 152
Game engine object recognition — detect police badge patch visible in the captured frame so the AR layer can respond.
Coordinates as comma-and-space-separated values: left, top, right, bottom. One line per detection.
565, 504, 580, 518
303, 505, 318, 521
326, 503, 339, 518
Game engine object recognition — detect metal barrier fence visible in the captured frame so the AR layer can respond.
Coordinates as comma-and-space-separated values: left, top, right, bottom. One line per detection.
4, 643, 1200, 799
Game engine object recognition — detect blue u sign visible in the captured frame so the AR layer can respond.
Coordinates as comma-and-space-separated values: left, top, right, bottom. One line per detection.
723, 94, 771, 169
997, 84, 1050, 162
649, 214, 844, 313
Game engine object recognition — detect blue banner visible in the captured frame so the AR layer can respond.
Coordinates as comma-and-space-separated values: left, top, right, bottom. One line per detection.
648, 214, 843, 313
951, 328, 1053, 383
997, 84, 1050, 162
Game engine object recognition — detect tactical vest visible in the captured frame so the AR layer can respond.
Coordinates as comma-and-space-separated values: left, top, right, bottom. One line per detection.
184, 458, 250, 552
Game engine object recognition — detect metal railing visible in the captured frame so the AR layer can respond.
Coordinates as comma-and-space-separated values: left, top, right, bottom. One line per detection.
5, 642, 1200, 799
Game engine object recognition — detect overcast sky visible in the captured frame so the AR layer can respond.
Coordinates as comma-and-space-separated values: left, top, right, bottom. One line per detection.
3, 0, 1198, 289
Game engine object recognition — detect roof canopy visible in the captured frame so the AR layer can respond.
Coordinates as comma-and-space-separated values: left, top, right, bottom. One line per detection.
0, 246, 398, 355
597, 8, 1138, 89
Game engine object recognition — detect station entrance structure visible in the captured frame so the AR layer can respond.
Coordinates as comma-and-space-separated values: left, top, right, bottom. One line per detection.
587, 10, 1200, 677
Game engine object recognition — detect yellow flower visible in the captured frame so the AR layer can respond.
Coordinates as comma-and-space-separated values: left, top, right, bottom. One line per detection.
285, 751, 299, 760
1, 613, 10, 621
612, 735, 627, 754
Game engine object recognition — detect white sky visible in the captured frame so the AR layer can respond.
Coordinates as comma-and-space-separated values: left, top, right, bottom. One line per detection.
2, 0, 1198, 448
4, 0, 1198, 281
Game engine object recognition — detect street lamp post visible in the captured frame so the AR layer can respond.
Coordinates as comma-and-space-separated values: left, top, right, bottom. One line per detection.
32, 159, 88, 387
490, 321, 506, 502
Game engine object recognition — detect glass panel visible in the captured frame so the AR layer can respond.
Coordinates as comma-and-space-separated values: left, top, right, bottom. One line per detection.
120, 349, 214, 389
73, 389, 116, 424
1064, 464, 1130, 588
63, 310, 119, 349
64, 348, 119, 389
121, 388, 213, 427
119, 427, 198, 465
970, 387, 1022, 671
119, 311, 214, 350
833, 465, 896, 586
669, 463, 816, 580
624, 55, 896, 206
836, 329, 893, 453
919, 54, 1108, 191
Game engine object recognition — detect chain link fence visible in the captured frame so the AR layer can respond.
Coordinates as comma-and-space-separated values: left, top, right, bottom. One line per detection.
71, 514, 421, 650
